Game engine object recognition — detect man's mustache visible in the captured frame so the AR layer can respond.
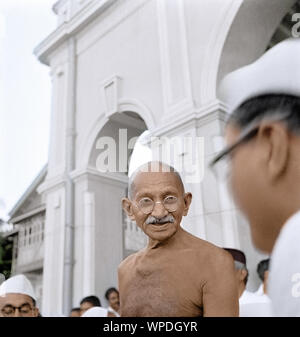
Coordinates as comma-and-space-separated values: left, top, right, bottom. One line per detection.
145, 215, 175, 225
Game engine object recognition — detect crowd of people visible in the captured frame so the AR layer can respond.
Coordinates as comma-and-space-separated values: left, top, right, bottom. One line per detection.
0, 275, 120, 317
224, 249, 271, 317
0, 256, 271, 317
70, 288, 120, 317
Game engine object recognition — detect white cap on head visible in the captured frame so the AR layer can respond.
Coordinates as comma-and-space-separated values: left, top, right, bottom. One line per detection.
0, 274, 36, 301
81, 306, 108, 317
219, 38, 300, 113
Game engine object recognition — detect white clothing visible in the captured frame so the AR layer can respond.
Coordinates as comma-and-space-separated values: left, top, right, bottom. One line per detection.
239, 287, 272, 317
81, 306, 108, 317
0, 274, 36, 301
219, 38, 300, 113
269, 210, 300, 316
108, 306, 120, 317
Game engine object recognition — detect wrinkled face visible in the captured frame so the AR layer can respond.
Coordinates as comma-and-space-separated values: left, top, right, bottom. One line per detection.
0, 293, 38, 317
123, 171, 192, 242
108, 291, 120, 311
224, 124, 272, 252
80, 301, 94, 316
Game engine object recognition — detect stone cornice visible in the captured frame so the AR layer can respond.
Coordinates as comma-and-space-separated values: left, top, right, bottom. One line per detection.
152, 100, 229, 137
37, 174, 66, 195
10, 206, 46, 225
34, 0, 118, 65
70, 166, 128, 186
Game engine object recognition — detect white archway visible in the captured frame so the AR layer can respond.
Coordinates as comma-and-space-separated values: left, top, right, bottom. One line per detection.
217, 0, 297, 85
198, 0, 297, 104
78, 98, 155, 170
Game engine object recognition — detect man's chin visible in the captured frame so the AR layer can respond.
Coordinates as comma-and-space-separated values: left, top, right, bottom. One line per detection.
251, 229, 272, 254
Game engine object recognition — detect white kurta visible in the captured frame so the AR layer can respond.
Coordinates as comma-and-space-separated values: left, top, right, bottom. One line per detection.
269, 210, 300, 316
108, 306, 120, 317
239, 289, 272, 317
239, 290, 260, 304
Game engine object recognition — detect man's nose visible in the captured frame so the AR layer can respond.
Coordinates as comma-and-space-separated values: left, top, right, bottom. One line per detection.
151, 201, 168, 218
14, 309, 21, 317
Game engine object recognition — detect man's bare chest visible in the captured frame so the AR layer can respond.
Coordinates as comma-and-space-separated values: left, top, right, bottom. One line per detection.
121, 258, 203, 317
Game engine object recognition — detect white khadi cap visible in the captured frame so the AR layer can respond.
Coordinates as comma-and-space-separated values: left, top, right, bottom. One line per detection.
219, 38, 300, 113
81, 306, 108, 317
0, 274, 37, 301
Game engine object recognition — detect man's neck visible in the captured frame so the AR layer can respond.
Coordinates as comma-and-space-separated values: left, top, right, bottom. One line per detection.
147, 226, 185, 250
267, 206, 300, 252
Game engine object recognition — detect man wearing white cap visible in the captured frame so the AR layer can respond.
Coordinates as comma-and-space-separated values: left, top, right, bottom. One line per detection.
81, 307, 110, 317
0, 274, 39, 317
211, 38, 300, 316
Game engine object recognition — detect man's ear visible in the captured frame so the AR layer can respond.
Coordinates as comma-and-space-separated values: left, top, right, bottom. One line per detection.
33, 307, 39, 317
182, 192, 192, 216
240, 269, 248, 283
122, 198, 135, 221
257, 122, 289, 182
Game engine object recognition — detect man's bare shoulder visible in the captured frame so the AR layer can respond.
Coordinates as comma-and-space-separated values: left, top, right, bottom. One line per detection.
118, 248, 145, 274
182, 230, 233, 265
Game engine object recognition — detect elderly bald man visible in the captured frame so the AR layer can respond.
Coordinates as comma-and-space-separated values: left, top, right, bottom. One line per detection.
119, 161, 239, 317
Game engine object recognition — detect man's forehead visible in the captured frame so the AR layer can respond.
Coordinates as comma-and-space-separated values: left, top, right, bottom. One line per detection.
134, 170, 182, 186
132, 170, 184, 197
0, 293, 33, 305
81, 301, 93, 307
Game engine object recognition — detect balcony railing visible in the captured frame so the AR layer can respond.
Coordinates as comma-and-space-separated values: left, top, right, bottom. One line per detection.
12, 213, 45, 273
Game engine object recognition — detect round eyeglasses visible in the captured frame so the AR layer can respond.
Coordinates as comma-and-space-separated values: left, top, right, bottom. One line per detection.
1, 303, 34, 317
209, 112, 294, 180
134, 195, 179, 214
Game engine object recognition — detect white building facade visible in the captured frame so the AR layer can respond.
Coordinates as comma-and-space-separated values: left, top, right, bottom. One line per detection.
33, 0, 299, 316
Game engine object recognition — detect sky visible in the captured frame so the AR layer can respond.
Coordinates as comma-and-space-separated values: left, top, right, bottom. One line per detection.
0, 0, 57, 220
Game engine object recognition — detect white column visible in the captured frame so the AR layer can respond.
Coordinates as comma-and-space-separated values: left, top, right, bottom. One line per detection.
156, 0, 193, 119
212, 135, 240, 248
82, 191, 95, 295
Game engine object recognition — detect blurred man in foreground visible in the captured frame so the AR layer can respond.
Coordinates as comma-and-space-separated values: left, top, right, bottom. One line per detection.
216, 38, 300, 316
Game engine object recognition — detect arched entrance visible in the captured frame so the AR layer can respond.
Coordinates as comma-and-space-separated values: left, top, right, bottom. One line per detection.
217, 0, 297, 84
72, 109, 150, 304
